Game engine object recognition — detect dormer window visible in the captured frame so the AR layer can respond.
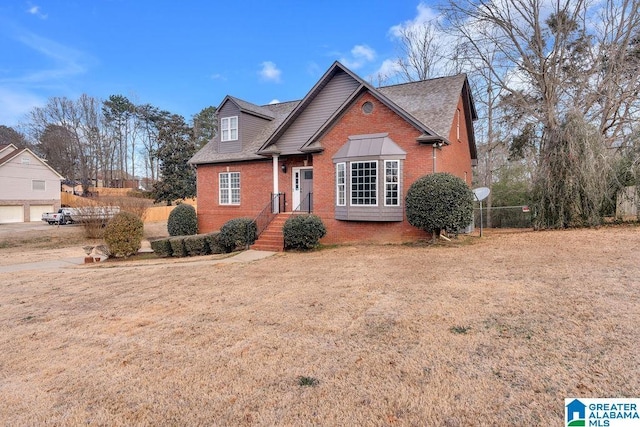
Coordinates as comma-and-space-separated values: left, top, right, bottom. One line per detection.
221, 116, 238, 142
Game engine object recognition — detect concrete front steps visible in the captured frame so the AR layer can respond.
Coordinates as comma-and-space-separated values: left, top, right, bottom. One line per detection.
250, 213, 291, 252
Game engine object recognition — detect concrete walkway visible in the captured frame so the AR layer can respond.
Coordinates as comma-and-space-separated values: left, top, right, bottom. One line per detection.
0, 249, 276, 273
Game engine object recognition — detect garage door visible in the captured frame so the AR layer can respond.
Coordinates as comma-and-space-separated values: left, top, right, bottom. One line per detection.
29, 205, 54, 222
0, 206, 24, 223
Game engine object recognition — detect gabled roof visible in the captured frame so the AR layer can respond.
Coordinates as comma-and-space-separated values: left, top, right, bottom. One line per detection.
189, 100, 299, 164
378, 75, 477, 139
223, 96, 276, 120
189, 61, 477, 165
0, 143, 17, 161
259, 61, 446, 155
0, 145, 65, 179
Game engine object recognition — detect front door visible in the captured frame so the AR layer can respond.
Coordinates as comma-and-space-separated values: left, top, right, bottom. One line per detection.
292, 167, 313, 211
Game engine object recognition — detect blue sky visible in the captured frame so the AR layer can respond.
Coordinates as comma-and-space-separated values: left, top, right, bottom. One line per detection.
0, 1, 438, 128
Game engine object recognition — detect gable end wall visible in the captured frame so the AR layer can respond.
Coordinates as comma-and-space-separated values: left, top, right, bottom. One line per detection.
274, 71, 360, 155
311, 92, 473, 244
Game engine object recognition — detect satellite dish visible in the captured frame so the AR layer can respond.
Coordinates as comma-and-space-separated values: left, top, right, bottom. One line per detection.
473, 187, 490, 201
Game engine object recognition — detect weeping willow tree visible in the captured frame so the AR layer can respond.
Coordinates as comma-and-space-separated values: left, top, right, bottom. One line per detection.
533, 114, 611, 228
442, 0, 640, 228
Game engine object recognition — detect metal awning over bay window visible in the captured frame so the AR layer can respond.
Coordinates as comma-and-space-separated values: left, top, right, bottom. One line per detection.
332, 133, 406, 221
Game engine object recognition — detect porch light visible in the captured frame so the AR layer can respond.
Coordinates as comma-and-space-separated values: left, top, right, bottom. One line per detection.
281, 163, 287, 173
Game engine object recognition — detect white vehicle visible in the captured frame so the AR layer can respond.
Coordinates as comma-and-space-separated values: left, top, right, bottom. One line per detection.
41, 208, 78, 225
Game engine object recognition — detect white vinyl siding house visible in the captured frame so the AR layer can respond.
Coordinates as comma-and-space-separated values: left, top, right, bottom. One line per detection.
0, 144, 63, 223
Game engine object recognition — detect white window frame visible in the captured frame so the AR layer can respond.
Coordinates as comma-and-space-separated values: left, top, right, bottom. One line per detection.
219, 172, 240, 205
456, 108, 461, 141
32, 180, 46, 191
384, 160, 400, 206
221, 116, 238, 142
336, 162, 346, 206
350, 161, 378, 206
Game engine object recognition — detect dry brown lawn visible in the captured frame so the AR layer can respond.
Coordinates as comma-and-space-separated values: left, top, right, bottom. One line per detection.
0, 223, 638, 426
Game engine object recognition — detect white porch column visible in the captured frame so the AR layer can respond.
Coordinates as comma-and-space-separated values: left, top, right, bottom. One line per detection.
272, 154, 279, 213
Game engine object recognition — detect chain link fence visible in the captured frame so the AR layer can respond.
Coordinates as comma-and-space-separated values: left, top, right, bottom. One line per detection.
474, 205, 534, 229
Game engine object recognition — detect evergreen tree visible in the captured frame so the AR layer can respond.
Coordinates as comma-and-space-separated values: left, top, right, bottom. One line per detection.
151, 114, 196, 205
192, 106, 217, 149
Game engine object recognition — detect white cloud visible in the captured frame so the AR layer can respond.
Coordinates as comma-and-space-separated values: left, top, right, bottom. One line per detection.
259, 61, 282, 83
340, 44, 377, 70
210, 73, 226, 81
370, 59, 403, 84
352, 45, 376, 61
389, 2, 439, 38
378, 2, 456, 81
268, 99, 280, 105
27, 4, 48, 19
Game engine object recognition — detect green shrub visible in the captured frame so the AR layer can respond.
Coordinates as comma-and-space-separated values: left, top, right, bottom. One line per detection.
283, 214, 326, 250
184, 234, 209, 256
206, 232, 225, 254
169, 236, 188, 257
104, 212, 144, 258
405, 173, 474, 238
150, 238, 172, 257
167, 204, 197, 236
218, 217, 257, 252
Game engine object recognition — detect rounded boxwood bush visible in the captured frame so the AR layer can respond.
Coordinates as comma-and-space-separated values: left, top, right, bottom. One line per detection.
167, 204, 197, 236
218, 217, 257, 252
405, 173, 474, 238
104, 211, 144, 258
150, 238, 172, 257
283, 214, 326, 250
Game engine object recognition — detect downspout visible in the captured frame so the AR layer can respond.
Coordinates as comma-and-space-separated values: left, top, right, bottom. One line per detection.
272, 154, 279, 213
432, 143, 442, 173
432, 145, 437, 173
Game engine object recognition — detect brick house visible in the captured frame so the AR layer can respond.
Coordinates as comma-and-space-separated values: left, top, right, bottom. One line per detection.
189, 61, 477, 249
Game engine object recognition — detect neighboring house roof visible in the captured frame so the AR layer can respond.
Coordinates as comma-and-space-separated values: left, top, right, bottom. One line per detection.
189, 61, 477, 165
0, 144, 65, 179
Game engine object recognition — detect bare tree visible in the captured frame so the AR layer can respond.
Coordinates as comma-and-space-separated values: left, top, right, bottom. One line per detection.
394, 21, 447, 81
25, 96, 101, 193
442, 0, 640, 227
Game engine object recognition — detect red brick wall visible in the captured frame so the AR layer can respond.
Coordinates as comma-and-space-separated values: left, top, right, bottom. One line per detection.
312, 92, 474, 244
195, 91, 475, 243
196, 160, 274, 233
438, 96, 474, 185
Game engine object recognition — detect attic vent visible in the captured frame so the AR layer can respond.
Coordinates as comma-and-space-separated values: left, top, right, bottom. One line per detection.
361, 101, 374, 114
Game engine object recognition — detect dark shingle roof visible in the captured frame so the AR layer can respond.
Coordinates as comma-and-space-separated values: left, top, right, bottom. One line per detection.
377, 74, 468, 139
189, 62, 475, 165
228, 96, 276, 120
189, 100, 299, 165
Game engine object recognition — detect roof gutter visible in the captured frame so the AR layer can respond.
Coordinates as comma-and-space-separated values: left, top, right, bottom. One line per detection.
416, 134, 449, 145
